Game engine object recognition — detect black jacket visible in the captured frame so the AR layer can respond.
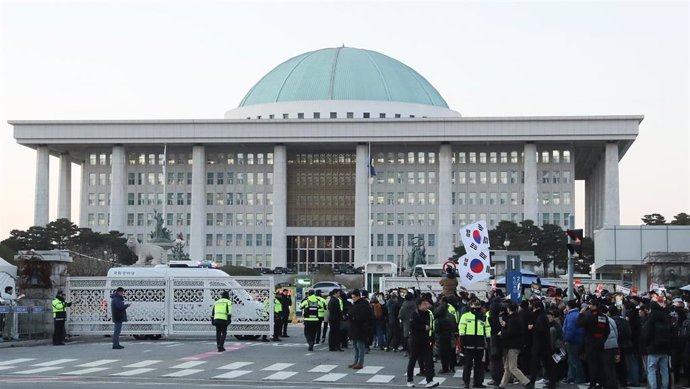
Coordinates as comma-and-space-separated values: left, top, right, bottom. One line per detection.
531, 308, 551, 353
111, 293, 128, 323
328, 296, 342, 323
501, 312, 523, 350
577, 308, 610, 345
433, 304, 453, 338
409, 309, 433, 348
348, 298, 374, 341
279, 294, 292, 316
641, 309, 672, 355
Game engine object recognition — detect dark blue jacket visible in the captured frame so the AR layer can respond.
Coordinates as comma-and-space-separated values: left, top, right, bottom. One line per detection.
111, 293, 128, 323
563, 308, 585, 344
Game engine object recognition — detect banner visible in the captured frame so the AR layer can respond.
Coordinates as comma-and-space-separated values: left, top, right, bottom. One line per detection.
458, 220, 491, 287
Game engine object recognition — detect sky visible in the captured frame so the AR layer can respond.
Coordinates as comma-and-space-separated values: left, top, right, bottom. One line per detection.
0, 0, 688, 239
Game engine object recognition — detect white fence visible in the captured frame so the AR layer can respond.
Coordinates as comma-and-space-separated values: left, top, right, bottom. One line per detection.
66, 276, 274, 337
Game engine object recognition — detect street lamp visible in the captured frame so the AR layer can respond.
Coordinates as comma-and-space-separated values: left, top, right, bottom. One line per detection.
503, 235, 511, 249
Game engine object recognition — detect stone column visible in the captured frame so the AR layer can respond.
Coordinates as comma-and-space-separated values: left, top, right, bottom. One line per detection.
190, 145, 206, 260
437, 143, 453, 262
58, 154, 72, 220
585, 175, 593, 236
109, 145, 126, 233
34, 145, 50, 226
354, 144, 369, 267
603, 142, 620, 227
523, 143, 538, 224
271, 144, 287, 268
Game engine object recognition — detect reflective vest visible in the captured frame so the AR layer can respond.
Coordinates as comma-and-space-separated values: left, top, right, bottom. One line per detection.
52, 298, 66, 319
429, 310, 436, 337
447, 304, 459, 325
317, 296, 327, 318
274, 297, 283, 314
299, 295, 323, 321
459, 311, 490, 349
213, 298, 232, 320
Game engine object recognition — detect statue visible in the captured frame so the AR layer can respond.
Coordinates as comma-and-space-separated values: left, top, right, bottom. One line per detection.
407, 235, 427, 268
127, 237, 166, 265
170, 232, 190, 261
149, 209, 172, 243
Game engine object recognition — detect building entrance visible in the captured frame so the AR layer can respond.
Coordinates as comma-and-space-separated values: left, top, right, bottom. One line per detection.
287, 235, 355, 273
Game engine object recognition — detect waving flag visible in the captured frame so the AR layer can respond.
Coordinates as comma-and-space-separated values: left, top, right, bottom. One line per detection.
458, 220, 491, 287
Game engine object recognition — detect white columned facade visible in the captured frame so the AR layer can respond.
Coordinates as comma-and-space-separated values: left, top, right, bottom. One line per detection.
34, 145, 50, 226
585, 176, 593, 236
109, 145, 126, 232
523, 143, 538, 223
354, 144, 369, 267
603, 142, 620, 226
271, 144, 287, 268
437, 143, 453, 262
58, 154, 72, 220
190, 145, 206, 260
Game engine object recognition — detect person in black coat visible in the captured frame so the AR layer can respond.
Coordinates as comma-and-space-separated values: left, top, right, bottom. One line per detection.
407, 298, 439, 388
518, 300, 534, 377
640, 302, 671, 389
499, 301, 531, 388
278, 289, 292, 337
577, 300, 610, 389
327, 289, 344, 351
348, 290, 374, 369
528, 299, 556, 389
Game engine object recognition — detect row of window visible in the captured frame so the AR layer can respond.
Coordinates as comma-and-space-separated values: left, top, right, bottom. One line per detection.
294, 172, 356, 186
373, 149, 571, 165
87, 152, 276, 166
206, 213, 273, 227
205, 254, 271, 268
288, 153, 357, 165
451, 191, 572, 206
254, 112, 413, 120
205, 192, 274, 206
371, 213, 437, 226
371, 233, 436, 247
206, 172, 273, 186
205, 233, 272, 247
371, 170, 572, 186
370, 192, 437, 206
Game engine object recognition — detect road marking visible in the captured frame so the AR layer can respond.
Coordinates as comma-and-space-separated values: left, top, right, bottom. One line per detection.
111, 368, 155, 376
77, 359, 118, 367
309, 364, 337, 373
0, 366, 17, 371
262, 363, 294, 371
123, 360, 161, 368
355, 365, 383, 374
367, 375, 395, 383
163, 368, 204, 377
165, 343, 182, 348
11, 366, 63, 375
61, 367, 110, 375
212, 370, 252, 379
0, 359, 35, 366
218, 362, 253, 370
314, 373, 347, 382
170, 361, 206, 369
453, 371, 463, 378
33, 358, 79, 367
418, 377, 446, 386
263, 371, 298, 380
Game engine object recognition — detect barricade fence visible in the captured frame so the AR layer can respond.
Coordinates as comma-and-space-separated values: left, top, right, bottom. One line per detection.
66, 276, 274, 337
0, 302, 51, 340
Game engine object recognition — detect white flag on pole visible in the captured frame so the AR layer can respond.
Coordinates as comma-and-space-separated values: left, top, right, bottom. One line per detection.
458, 220, 491, 287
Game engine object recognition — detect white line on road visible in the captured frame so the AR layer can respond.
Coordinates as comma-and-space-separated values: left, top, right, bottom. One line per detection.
111, 368, 156, 376
218, 362, 253, 370
313, 373, 347, 382
263, 371, 298, 380
0, 359, 35, 366
76, 359, 119, 367
308, 364, 337, 373
261, 363, 294, 371
354, 365, 383, 374
169, 361, 206, 369
367, 374, 395, 383
165, 343, 182, 348
123, 360, 161, 368
11, 366, 63, 375
0, 366, 16, 371
162, 368, 204, 377
61, 367, 110, 375
33, 358, 79, 367
212, 370, 252, 379
418, 377, 446, 386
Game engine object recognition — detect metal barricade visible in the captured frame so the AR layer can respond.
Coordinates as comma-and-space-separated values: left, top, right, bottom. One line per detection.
0, 302, 50, 341
66, 276, 274, 337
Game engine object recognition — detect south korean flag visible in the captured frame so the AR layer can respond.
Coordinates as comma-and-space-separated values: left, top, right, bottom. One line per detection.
461, 220, 490, 254
458, 252, 491, 288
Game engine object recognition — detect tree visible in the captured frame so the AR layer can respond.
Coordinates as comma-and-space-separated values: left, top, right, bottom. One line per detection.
642, 213, 667, 225
670, 212, 690, 225
534, 224, 568, 278
46, 218, 80, 249
1, 229, 31, 251
0, 243, 17, 265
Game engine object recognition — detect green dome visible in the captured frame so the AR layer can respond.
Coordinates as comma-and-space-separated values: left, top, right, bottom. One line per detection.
239, 47, 449, 108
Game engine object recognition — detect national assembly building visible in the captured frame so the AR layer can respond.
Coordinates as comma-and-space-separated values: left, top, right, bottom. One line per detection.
11, 47, 641, 271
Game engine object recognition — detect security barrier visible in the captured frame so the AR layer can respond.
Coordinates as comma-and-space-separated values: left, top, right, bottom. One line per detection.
0, 302, 51, 340
66, 276, 274, 337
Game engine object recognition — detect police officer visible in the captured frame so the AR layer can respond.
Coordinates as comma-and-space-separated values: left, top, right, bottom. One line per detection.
315, 290, 327, 343
272, 293, 283, 341
299, 289, 325, 351
52, 290, 71, 345
459, 299, 491, 389
212, 291, 232, 352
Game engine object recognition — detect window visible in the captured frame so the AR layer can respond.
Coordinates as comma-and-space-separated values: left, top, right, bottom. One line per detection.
206, 234, 213, 246
542, 171, 550, 184
564, 213, 571, 226
542, 213, 550, 225
541, 151, 550, 163
552, 171, 560, 184
246, 234, 253, 247
363, 112, 370, 118
469, 152, 476, 163
489, 152, 497, 164
206, 213, 213, 226
490, 171, 497, 184
510, 151, 518, 163
127, 213, 134, 226
479, 172, 487, 184
563, 171, 571, 184
127, 193, 134, 206
457, 152, 466, 164
468, 172, 476, 184
553, 213, 561, 225
428, 193, 436, 205
563, 150, 571, 163
542, 192, 550, 205
479, 152, 487, 163
206, 193, 213, 205
128, 173, 135, 185
313, 112, 320, 119
457, 171, 466, 184
428, 234, 435, 247
500, 152, 508, 164
563, 192, 571, 205
553, 150, 560, 163
552, 192, 561, 205
500, 171, 508, 184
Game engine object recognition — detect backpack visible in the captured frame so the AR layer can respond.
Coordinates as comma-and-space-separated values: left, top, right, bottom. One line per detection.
304, 299, 319, 319
372, 303, 383, 320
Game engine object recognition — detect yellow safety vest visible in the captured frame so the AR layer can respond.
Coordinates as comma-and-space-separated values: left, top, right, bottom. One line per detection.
429, 310, 435, 337
317, 296, 327, 318
299, 295, 322, 322
213, 298, 232, 320
274, 297, 283, 314
459, 311, 490, 337
447, 304, 459, 325
52, 298, 66, 319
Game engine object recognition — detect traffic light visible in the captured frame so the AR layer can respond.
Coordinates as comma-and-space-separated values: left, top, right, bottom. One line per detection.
566, 229, 584, 258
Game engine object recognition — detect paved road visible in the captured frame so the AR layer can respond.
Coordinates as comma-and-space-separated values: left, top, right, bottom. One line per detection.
0, 325, 581, 389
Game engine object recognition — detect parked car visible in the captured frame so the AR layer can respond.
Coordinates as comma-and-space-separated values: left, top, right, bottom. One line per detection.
273, 267, 286, 274
255, 267, 272, 274
312, 281, 346, 296
344, 266, 356, 274
285, 266, 296, 274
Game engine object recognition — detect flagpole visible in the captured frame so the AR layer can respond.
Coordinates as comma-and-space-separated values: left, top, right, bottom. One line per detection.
368, 143, 371, 264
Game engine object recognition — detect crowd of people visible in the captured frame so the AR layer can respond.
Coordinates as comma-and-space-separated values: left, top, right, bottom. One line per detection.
296, 275, 690, 389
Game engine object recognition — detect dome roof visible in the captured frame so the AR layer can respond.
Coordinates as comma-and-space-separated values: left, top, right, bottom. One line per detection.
239, 47, 449, 108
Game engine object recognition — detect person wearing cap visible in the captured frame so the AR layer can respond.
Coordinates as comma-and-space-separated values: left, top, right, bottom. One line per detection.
111, 287, 131, 349
212, 291, 232, 351
459, 299, 491, 389
52, 290, 72, 345
299, 289, 325, 351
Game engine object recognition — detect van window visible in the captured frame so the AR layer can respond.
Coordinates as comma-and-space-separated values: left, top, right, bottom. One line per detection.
424, 269, 444, 277
413, 267, 424, 277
